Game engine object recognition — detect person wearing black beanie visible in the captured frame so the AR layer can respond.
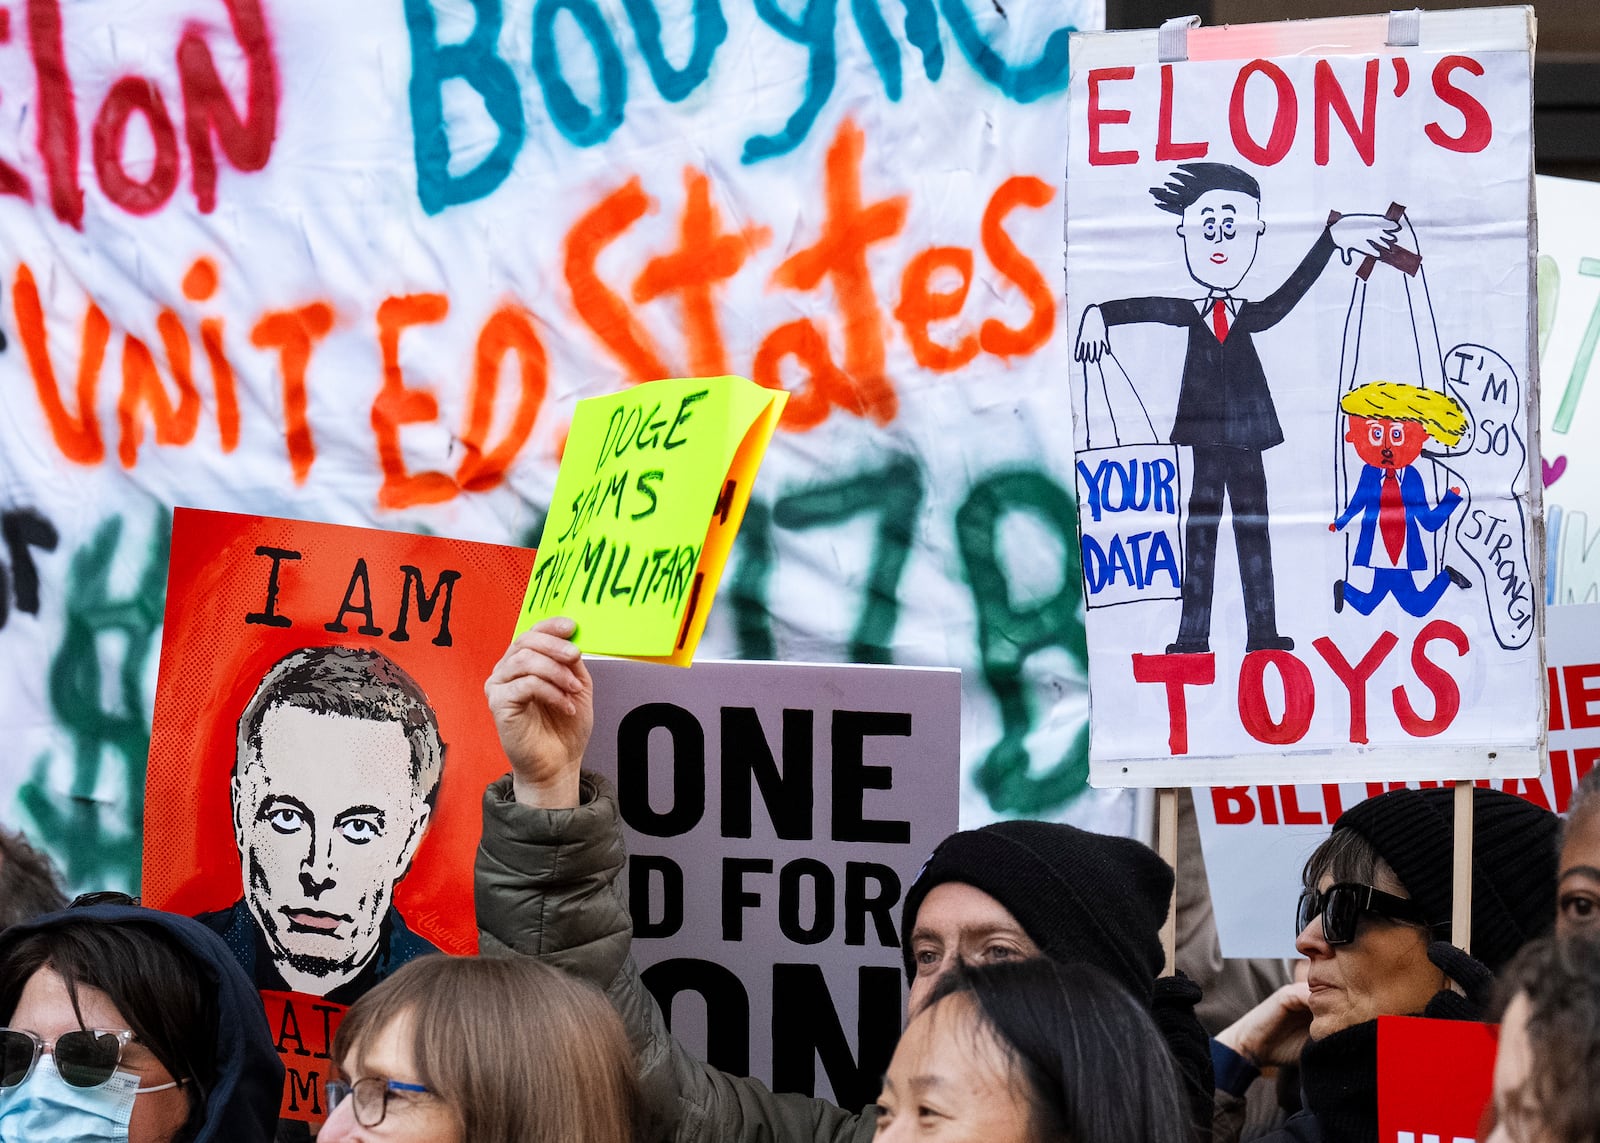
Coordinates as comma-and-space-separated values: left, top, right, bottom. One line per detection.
1334, 786, 1557, 975
900, 820, 1216, 1142
900, 820, 1171, 1005
1216, 786, 1558, 1143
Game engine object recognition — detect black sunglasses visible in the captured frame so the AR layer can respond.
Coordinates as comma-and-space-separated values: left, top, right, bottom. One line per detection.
1296, 882, 1439, 945
0, 1028, 136, 1089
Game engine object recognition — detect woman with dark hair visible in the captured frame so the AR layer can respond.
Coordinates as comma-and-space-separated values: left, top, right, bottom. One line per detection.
1214, 787, 1558, 1143
0, 903, 282, 1143
319, 954, 642, 1143
874, 958, 1189, 1143
1486, 934, 1600, 1143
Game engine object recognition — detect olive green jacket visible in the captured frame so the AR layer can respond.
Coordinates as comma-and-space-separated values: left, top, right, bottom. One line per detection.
475, 772, 878, 1143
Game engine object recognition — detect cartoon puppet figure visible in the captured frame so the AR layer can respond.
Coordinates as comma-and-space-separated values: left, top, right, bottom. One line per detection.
1331, 380, 1472, 618
1076, 162, 1399, 655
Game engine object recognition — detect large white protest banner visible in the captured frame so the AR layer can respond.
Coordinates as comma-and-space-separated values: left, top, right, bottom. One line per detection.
0, 0, 1121, 895
1196, 599, 1600, 960
1066, 10, 1542, 786
583, 656, 960, 1106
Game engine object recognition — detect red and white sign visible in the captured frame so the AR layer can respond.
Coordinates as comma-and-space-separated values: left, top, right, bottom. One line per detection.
1378, 1016, 1497, 1143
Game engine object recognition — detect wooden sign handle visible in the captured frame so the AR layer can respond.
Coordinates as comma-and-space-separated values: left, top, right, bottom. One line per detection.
1452, 780, 1474, 953
1158, 787, 1179, 976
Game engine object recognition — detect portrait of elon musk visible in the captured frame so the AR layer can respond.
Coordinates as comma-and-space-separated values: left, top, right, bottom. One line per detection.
197, 645, 444, 1001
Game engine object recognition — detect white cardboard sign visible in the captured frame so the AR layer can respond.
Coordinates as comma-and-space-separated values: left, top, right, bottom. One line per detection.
584, 657, 960, 1106
1066, 10, 1543, 787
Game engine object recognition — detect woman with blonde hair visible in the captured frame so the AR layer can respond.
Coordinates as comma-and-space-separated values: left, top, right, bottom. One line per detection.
318, 955, 641, 1143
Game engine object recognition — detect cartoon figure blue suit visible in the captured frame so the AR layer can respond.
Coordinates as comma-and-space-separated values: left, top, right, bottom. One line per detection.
1332, 379, 1472, 618
1333, 464, 1465, 617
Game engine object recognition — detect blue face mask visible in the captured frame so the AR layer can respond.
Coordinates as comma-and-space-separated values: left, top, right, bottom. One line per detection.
0, 1053, 159, 1142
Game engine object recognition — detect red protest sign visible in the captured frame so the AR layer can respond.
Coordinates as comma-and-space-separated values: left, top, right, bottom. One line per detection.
143, 508, 535, 1126
258, 992, 345, 1123
1378, 1015, 1497, 1143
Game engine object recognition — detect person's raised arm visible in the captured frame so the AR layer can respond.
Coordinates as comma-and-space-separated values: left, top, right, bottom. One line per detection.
485, 615, 593, 809
477, 617, 870, 1143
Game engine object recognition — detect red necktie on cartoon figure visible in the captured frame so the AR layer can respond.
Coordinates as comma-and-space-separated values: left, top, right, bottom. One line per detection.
1379, 469, 1406, 563
1211, 298, 1230, 343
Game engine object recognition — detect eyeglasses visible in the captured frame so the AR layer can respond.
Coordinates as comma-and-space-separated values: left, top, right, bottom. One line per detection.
1295, 882, 1437, 945
0, 1028, 142, 1090
325, 1076, 431, 1127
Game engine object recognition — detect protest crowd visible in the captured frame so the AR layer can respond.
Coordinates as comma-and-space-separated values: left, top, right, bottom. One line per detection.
0, 612, 1595, 1142
0, 0, 1593, 1139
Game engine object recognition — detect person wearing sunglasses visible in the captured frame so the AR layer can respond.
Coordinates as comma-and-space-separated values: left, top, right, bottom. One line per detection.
318, 953, 641, 1143
0, 901, 282, 1142
1212, 787, 1557, 1143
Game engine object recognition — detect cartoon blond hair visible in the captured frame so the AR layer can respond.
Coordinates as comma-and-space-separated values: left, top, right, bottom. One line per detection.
1339, 381, 1468, 448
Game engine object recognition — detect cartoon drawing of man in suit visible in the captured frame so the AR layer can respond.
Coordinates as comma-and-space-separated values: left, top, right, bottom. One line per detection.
1331, 380, 1472, 617
1075, 162, 1399, 655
